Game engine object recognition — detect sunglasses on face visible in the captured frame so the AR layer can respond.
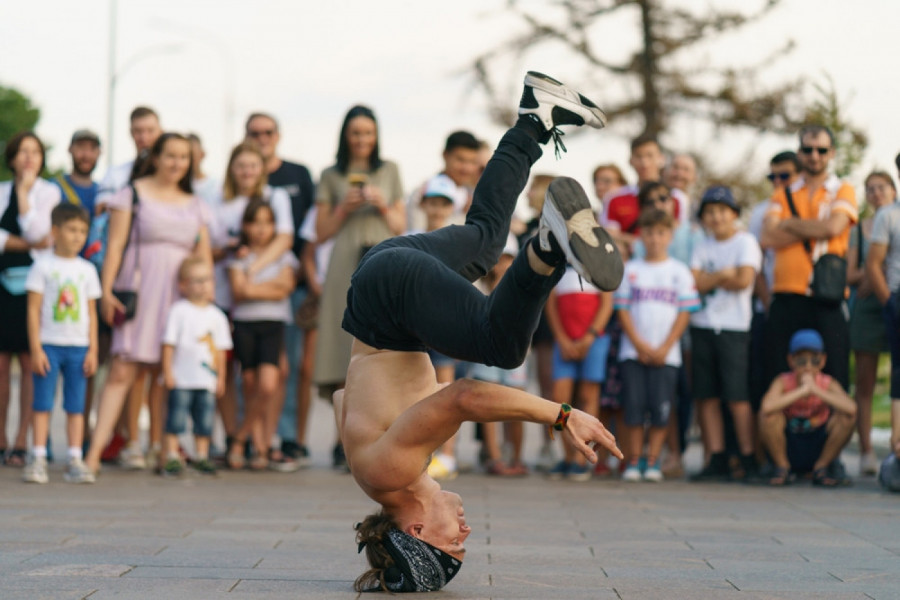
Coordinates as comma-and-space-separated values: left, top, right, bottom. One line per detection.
767, 172, 791, 182
800, 146, 830, 155
247, 129, 276, 139
792, 355, 823, 367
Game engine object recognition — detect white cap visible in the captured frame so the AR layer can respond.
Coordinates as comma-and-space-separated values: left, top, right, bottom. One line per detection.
423, 174, 468, 213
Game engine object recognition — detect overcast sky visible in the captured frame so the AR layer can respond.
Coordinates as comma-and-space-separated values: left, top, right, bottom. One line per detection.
1, 0, 896, 203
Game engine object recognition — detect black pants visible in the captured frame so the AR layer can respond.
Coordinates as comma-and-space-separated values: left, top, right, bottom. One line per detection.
764, 293, 849, 390
342, 127, 563, 369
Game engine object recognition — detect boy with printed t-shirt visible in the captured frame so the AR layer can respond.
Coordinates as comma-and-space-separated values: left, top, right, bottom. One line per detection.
759, 329, 856, 487
161, 257, 233, 477
688, 186, 761, 481
23, 204, 101, 484
615, 208, 700, 482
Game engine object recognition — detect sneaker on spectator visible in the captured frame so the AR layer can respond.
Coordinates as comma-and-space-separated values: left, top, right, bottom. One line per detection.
145, 446, 161, 473
427, 453, 458, 480
23, 456, 49, 484
162, 458, 184, 477
119, 442, 146, 470
192, 458, 218, 476
622, 463, 642, 482
547, 460, 570, 480
332, 443, 348, 471
282, 440, 312, 469
535, 442, 557, 472
593, 460, 613, 478
860, 451, 879, 477
268, 449, 301, 473
100, 432, 127, 463
63, 458, 95, 484
568, 463, 592, 482
643, 464, 664, 483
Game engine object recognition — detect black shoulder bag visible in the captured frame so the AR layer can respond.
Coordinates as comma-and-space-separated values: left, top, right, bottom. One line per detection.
784, 185, 847, 304
111, 184, 141, 321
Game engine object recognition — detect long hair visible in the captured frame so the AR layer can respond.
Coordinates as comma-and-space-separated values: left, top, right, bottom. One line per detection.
353, 510, 402, 593
223, 142, 266, 201
137, 132, 194, 194
335, 105, 382, 175
4, 131, 46, 174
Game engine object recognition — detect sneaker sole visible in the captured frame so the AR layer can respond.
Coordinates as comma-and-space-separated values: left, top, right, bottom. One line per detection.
542, 177, 624, 290
523, 72, 607, 130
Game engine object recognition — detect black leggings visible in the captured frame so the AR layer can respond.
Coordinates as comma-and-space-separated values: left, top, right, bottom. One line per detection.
342, 127, 564, 369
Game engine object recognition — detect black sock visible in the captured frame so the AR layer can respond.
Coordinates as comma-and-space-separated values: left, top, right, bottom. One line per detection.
515, 114, 550, 144
530, 230, 564, 267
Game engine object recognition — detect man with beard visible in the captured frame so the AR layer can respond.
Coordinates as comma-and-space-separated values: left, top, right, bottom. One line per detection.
96, 107, 161, 209
54, 130, 101, 218
760, 125, 857, 392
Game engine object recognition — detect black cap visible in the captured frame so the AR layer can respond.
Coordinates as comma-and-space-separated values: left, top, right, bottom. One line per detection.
697, 185, 739, 218
70, 129, 101, 146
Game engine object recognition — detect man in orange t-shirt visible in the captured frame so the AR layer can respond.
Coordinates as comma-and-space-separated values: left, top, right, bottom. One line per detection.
760, 125, 857, 391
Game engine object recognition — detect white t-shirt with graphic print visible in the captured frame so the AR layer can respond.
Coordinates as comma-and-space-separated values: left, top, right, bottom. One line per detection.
25, 254, 101, 347
162, 299, 233, 391
614, 257, 700, 367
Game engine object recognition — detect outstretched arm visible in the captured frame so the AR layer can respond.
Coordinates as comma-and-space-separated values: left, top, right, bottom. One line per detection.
363, 378, 621, 490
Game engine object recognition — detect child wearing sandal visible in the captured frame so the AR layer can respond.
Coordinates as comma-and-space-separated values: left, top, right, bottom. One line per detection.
759, 329, 857, 487
160, 257, 232, 477
227, 200, 297, 470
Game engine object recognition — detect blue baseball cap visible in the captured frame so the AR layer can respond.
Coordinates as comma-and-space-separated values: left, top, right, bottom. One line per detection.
789, 329, 824, 354
697, 185, 740, 218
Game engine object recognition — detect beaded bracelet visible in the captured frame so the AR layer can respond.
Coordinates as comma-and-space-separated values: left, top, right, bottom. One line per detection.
548, 403, 572, 440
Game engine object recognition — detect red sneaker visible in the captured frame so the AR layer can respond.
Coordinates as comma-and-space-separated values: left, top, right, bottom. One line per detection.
593, 461, 612, 478
100, 433, 126, 463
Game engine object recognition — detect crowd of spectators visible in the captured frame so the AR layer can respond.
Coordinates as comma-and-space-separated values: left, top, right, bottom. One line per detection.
2, 103, 899, 491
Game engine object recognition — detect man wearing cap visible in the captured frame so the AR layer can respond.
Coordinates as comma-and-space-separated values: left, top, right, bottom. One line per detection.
758, 329, 856, 486
54, 130, 101, 218
760, 125, 857, 391
689, 186, 761, 481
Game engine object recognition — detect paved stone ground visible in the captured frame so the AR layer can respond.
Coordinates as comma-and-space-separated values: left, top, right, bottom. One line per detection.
2, 389, 899, 598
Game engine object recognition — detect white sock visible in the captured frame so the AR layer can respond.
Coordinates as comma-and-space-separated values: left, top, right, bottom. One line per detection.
68, 446, 83, 460
33, 446, 47, 459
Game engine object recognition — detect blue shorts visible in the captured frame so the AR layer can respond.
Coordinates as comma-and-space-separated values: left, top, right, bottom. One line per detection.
166, 389, 216, 437
470, 361, 528, 388
32, 345, 88, 414
552, 334, 610, 383
620, 360, 677, 427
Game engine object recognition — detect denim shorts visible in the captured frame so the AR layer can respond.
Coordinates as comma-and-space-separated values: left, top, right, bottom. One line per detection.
551, 334, 611, 383
32, 345, 88, 414
166, 389, 216, 437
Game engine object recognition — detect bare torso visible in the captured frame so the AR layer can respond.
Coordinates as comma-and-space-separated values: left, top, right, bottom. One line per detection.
336, 339, 442, 500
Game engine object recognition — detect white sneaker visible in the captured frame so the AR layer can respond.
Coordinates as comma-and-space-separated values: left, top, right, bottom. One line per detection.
23, 456, 49, 484
643, 466, 664, 483
63, 458, 95, 484
519, 71, 607, 132
540, 177, 624, 291
427, 453, 458, 480
860, 451, 879, 476
622, 465, 642, 482
119, 442, 146, 470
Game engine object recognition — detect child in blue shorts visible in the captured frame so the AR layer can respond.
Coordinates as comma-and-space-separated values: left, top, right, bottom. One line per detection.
23, 204, 100, 484
545, 265, 613, 481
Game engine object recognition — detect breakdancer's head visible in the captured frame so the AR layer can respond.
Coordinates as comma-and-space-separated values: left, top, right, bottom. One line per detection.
354, 478, 469, 592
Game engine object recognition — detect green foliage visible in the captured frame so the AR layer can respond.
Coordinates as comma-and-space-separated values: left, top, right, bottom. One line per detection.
802, 75, 868, 179
0, 84, 41, 182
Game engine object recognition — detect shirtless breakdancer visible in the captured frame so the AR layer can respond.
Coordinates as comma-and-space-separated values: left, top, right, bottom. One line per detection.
336, 72, 625, 593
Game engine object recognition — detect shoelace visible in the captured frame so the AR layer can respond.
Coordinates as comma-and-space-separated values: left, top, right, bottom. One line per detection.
550, 127, 567, 159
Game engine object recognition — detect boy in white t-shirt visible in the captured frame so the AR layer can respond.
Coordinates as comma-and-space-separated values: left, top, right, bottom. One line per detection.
23, 204, 101, 484
161, 257, 233, 477
689, 186, 761, 481
615, 208, 700, 482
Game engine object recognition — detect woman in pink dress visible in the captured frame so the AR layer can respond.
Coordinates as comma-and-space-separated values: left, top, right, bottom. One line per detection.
85, 133, 212, 474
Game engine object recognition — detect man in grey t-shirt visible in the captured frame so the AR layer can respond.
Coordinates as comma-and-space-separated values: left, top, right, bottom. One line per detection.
866, 191, 900, 461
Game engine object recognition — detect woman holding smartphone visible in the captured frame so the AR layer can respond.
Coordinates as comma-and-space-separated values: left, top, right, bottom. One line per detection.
85, 133, 213, 475
314, 105, 405, 466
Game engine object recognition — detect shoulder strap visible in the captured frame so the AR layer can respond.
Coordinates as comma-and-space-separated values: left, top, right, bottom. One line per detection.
127, 184, 140, 278
856, 221, 864, 267
784, 186, 813, 255
55, 175, 81, 206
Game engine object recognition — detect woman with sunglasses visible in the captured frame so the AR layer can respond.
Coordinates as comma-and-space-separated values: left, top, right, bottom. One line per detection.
847, 171, 896, 475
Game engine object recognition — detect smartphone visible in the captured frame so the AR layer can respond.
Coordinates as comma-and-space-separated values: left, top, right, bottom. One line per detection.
348, 173, 368, 188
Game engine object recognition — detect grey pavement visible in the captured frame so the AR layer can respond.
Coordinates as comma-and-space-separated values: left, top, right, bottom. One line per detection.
2, 387, 900, 598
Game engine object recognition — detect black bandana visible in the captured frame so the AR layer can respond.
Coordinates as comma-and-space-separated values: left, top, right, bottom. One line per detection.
360, 528, 461, 592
